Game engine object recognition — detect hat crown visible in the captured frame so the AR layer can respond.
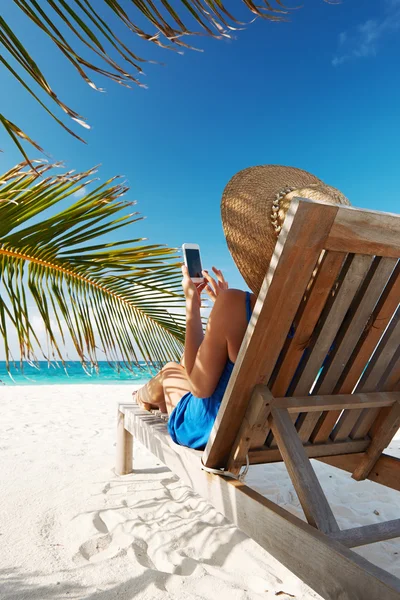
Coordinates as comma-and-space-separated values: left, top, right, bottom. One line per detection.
222, 165, 350, 294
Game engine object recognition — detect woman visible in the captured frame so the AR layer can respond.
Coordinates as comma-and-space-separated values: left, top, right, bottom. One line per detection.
134, 165, 350, 450
135, 265, 254, 449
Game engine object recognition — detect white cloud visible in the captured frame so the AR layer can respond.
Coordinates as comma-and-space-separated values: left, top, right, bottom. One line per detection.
332, 0, 400, 66
73, 187, 86, 199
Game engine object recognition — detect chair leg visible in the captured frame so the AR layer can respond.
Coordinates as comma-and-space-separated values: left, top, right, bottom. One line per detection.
116, 409, 133, 475
352, 401, 400, 481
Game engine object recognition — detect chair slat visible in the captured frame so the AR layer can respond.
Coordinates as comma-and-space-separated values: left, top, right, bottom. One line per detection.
352, 401, 400, 480
271, 251, 347, 397
291, 255, 374, 444
378, 345, 400, 392
357, 306, 400, 393
353, 312, 400, 440
317, 453, 400, 492
337, 261, 400, 393
331, 409, 364, 442
297, 412, 322, 443
310, 411, 342, 444
275, 392, 396, 411
249, 439, 371, 464
316, 257, 397, 395
264, 251, 346, 451
311, 257, 397, 443
291, 254, 374, 398
325, 204, 400, 258
350, 408, 381, 439
344, 264, 400, 440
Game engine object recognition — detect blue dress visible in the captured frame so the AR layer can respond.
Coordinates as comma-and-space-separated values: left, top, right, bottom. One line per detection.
168, 292, 252, 450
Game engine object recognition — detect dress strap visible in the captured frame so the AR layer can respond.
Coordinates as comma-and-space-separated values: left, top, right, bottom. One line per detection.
245, 291, 252, 324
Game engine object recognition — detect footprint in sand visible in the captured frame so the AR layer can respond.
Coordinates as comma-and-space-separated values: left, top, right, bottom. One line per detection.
101, 482, 111, 494
72, 512, 112, 563
72, 508, 152, 566
78, 533, 112, 561
127, 539, 155, 569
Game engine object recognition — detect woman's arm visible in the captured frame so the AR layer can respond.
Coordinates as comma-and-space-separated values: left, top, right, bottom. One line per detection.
182, 263, 230, 374
187, 289, 249, 398
181, 265, 248, 398
181, 265, 206, 375
183, 292, 204, 374
185, 309, 247, 404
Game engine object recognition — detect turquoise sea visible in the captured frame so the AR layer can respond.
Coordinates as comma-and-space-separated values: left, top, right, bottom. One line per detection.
0, 361, 154, 386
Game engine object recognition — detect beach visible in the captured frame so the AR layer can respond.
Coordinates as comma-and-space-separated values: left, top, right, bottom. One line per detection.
1, 384, 399, 600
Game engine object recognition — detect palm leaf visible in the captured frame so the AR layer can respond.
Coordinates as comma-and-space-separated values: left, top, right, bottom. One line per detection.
0, 160, 186, 372
1, 1, 334, 161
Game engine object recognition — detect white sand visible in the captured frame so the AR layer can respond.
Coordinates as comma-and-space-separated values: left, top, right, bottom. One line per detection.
0, 384, 399, 600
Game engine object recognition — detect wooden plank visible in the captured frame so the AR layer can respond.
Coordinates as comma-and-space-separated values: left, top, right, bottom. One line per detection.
380, 346, 400, 392
351, 313, 400, 440
369, 406, 393, 439
302, 392, 395, 443
250, 427, 270, 450
270, 251, 347, 397
203, 200, 340, 469
337, 261, 400, 394
226, 385, 272, 475
292, 254, 374, 399
331, 409, 364, 442
116, 408, 133, 475
249, 439, 370, 464
357, 307, 400, 393
317, 453, 400, 492
330, 519, 400, 548
267, 411, 297, 449
352, 401, 400, 480
350, 408, 381, 439
299, 255, 375, 444
270, 406, 339, 533
123, 405, 400, 600
316, 256, 397, 395
297, 412, 322, 443
275, 392, 396, 412
309, 409, 341, 444
325, 203, 400, 258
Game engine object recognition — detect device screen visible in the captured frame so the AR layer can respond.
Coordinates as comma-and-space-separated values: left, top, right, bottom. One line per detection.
185, 248, 202, 278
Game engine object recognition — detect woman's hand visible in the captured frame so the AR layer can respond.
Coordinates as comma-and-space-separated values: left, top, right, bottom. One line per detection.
181, 265, 206, 307
202, 267, 228, 302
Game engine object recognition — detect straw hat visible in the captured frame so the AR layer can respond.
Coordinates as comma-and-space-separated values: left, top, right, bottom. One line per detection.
221, 165, 350, 295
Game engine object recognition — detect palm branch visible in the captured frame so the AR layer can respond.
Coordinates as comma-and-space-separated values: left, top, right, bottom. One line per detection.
0, 160, 186, 372
1, 1, 334, 162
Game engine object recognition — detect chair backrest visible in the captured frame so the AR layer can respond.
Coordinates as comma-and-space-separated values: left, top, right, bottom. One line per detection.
203, 198, 400, 469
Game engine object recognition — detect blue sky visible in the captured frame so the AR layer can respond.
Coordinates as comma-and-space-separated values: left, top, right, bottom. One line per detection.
1, 0, 400, 358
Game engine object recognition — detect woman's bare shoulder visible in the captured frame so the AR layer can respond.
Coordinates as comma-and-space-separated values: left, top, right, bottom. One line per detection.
213, 288, 248, 317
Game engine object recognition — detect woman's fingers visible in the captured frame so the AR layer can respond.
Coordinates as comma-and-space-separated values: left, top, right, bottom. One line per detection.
196, 281, 207, 294
202, 270, 218, 294
212, 267, 228, 289
212, 266, 226, 283
205, 284, 216, 301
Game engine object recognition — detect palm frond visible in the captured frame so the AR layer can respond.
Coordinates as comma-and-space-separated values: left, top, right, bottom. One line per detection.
0, 160, 186, 372
1, 1, 334, 160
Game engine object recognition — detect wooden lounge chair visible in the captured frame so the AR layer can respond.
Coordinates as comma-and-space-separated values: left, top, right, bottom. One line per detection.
116, 198, 400, 600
